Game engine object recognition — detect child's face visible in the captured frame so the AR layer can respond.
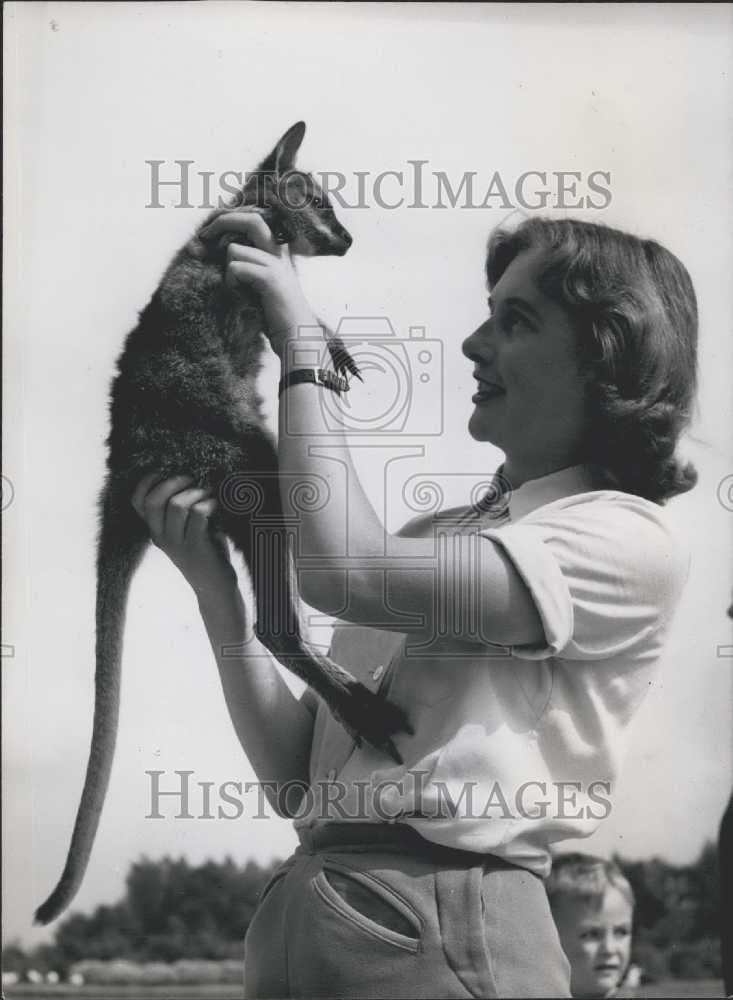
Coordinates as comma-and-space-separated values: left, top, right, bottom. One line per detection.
552, 886, 633, 998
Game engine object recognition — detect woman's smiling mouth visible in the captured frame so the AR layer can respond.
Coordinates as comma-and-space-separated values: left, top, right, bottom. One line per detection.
472, 376, 506, 404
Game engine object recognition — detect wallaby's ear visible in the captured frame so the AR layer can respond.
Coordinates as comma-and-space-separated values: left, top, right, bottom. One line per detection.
259, 121, 306, 175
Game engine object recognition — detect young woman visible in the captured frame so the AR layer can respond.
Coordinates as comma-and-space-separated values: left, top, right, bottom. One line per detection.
132, 215, 697, 998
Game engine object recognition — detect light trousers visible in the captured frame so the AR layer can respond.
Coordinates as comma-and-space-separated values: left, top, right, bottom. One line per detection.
244, 823, 571, 999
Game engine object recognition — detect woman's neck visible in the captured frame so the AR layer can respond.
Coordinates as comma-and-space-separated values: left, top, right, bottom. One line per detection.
502, 451, 585, 491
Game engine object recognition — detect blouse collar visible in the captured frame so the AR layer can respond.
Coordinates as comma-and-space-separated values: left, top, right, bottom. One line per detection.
505, 464, 604, 521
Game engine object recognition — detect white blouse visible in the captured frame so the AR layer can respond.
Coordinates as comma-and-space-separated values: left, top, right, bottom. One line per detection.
296, 465, 689, 877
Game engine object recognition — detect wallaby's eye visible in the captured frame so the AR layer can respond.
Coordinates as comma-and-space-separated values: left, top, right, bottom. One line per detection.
312, 196, 324, 209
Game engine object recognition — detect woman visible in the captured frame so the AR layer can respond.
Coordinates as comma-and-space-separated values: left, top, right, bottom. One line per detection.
132, 215, 697, 998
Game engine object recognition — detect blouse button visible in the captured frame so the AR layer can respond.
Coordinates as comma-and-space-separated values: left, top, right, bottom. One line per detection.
372, 664, 385, 681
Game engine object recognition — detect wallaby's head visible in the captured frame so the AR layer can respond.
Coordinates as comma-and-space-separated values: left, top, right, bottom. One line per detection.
245, 121, 352, 257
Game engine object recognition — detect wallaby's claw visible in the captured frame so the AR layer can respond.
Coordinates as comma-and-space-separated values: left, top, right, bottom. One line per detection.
330, 680, 412, 763
383, 739, 404, 766
326, 337, 362, 381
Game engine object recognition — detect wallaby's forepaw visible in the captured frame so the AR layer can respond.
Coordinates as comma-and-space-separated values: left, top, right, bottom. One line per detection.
330, 681, 414, 764
326, 337, 363, 382
255, 630, 411, 761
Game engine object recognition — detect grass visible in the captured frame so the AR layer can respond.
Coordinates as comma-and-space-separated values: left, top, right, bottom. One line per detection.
639, 980, 723, 998
3, 979, 726, 998
4, 988, 244, 999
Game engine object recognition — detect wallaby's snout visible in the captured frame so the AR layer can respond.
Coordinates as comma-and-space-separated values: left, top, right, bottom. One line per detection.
294, 219, 352, 257
318, 220, 352, 256
331, 225, 353, 256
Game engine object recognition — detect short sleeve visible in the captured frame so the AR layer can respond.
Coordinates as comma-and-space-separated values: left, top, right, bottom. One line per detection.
480, 494, 690, 661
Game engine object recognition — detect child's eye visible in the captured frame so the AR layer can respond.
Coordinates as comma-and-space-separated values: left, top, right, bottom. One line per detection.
580, 929, 602, 941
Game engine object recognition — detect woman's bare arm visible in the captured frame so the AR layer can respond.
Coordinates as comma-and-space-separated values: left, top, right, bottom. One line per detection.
200, 211, 545, 650
197, 582, 313, 816
277, 380, 543, 647
132, 473, 314, 817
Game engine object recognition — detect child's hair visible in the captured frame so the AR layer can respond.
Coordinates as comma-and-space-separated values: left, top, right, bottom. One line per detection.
486, 218, 698, 505
546, 852, 635, 910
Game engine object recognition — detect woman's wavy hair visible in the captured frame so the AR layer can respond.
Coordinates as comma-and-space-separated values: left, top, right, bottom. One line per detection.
486, 218, 698, 504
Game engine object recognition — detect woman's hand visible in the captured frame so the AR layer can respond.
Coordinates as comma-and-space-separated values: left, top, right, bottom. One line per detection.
131, 473, 237, 598
199, 211, 319, 356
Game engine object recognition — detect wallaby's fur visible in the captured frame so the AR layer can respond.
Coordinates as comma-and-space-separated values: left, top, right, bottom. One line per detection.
35, 123, 410, 925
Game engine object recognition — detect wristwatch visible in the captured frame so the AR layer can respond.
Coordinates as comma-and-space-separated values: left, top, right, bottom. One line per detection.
278, 368, 350, 397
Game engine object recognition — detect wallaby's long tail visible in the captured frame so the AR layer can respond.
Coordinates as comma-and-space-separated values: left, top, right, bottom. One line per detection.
35, 485, 148, 924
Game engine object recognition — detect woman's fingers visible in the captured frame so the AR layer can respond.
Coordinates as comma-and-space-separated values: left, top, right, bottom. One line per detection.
130, 471, 165, 517
224, 244, 275, 288
185, 497, 220, 543
199, 211, 280, 255
131, 474, 195, 541
225, 260, 269, 292
165, 487, 215, 545
226, 243, 277, 267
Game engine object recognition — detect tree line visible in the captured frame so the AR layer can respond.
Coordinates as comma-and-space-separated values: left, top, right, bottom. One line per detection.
2, 842, 722, 981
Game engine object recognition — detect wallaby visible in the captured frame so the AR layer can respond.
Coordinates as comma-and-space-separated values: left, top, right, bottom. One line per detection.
35, 122, 411, 925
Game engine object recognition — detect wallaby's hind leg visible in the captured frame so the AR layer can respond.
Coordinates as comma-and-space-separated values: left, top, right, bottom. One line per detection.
35, 481, 150, 924
221, 437, 413, 762
219, 436, 312, 667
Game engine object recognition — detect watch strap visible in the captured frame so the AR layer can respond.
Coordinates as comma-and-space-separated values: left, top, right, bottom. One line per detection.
279, 367, 350, 397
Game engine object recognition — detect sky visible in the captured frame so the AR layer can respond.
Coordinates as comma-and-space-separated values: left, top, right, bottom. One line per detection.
3, 1, 733, 948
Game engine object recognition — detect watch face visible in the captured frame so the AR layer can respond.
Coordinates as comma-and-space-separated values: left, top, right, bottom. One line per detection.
279, 368, 349, 397
317, 369, 348, 392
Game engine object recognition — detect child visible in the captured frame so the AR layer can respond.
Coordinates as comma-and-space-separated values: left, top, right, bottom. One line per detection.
547, 853, 637, 998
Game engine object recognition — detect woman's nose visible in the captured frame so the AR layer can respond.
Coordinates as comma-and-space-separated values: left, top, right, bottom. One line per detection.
462, 318, 496, 362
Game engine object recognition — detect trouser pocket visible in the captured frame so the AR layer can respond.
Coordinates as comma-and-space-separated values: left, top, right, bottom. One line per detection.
314, 859, 422, 952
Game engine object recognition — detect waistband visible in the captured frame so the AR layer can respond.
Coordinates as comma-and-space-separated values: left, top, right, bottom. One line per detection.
296, 822, 521, 871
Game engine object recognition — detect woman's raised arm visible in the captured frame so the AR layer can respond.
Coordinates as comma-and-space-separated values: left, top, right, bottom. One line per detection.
131, 473, 314, 816
204, 211, 545, 650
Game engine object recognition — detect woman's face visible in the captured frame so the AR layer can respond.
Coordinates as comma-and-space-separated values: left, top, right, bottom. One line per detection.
462, 249, 589, 478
